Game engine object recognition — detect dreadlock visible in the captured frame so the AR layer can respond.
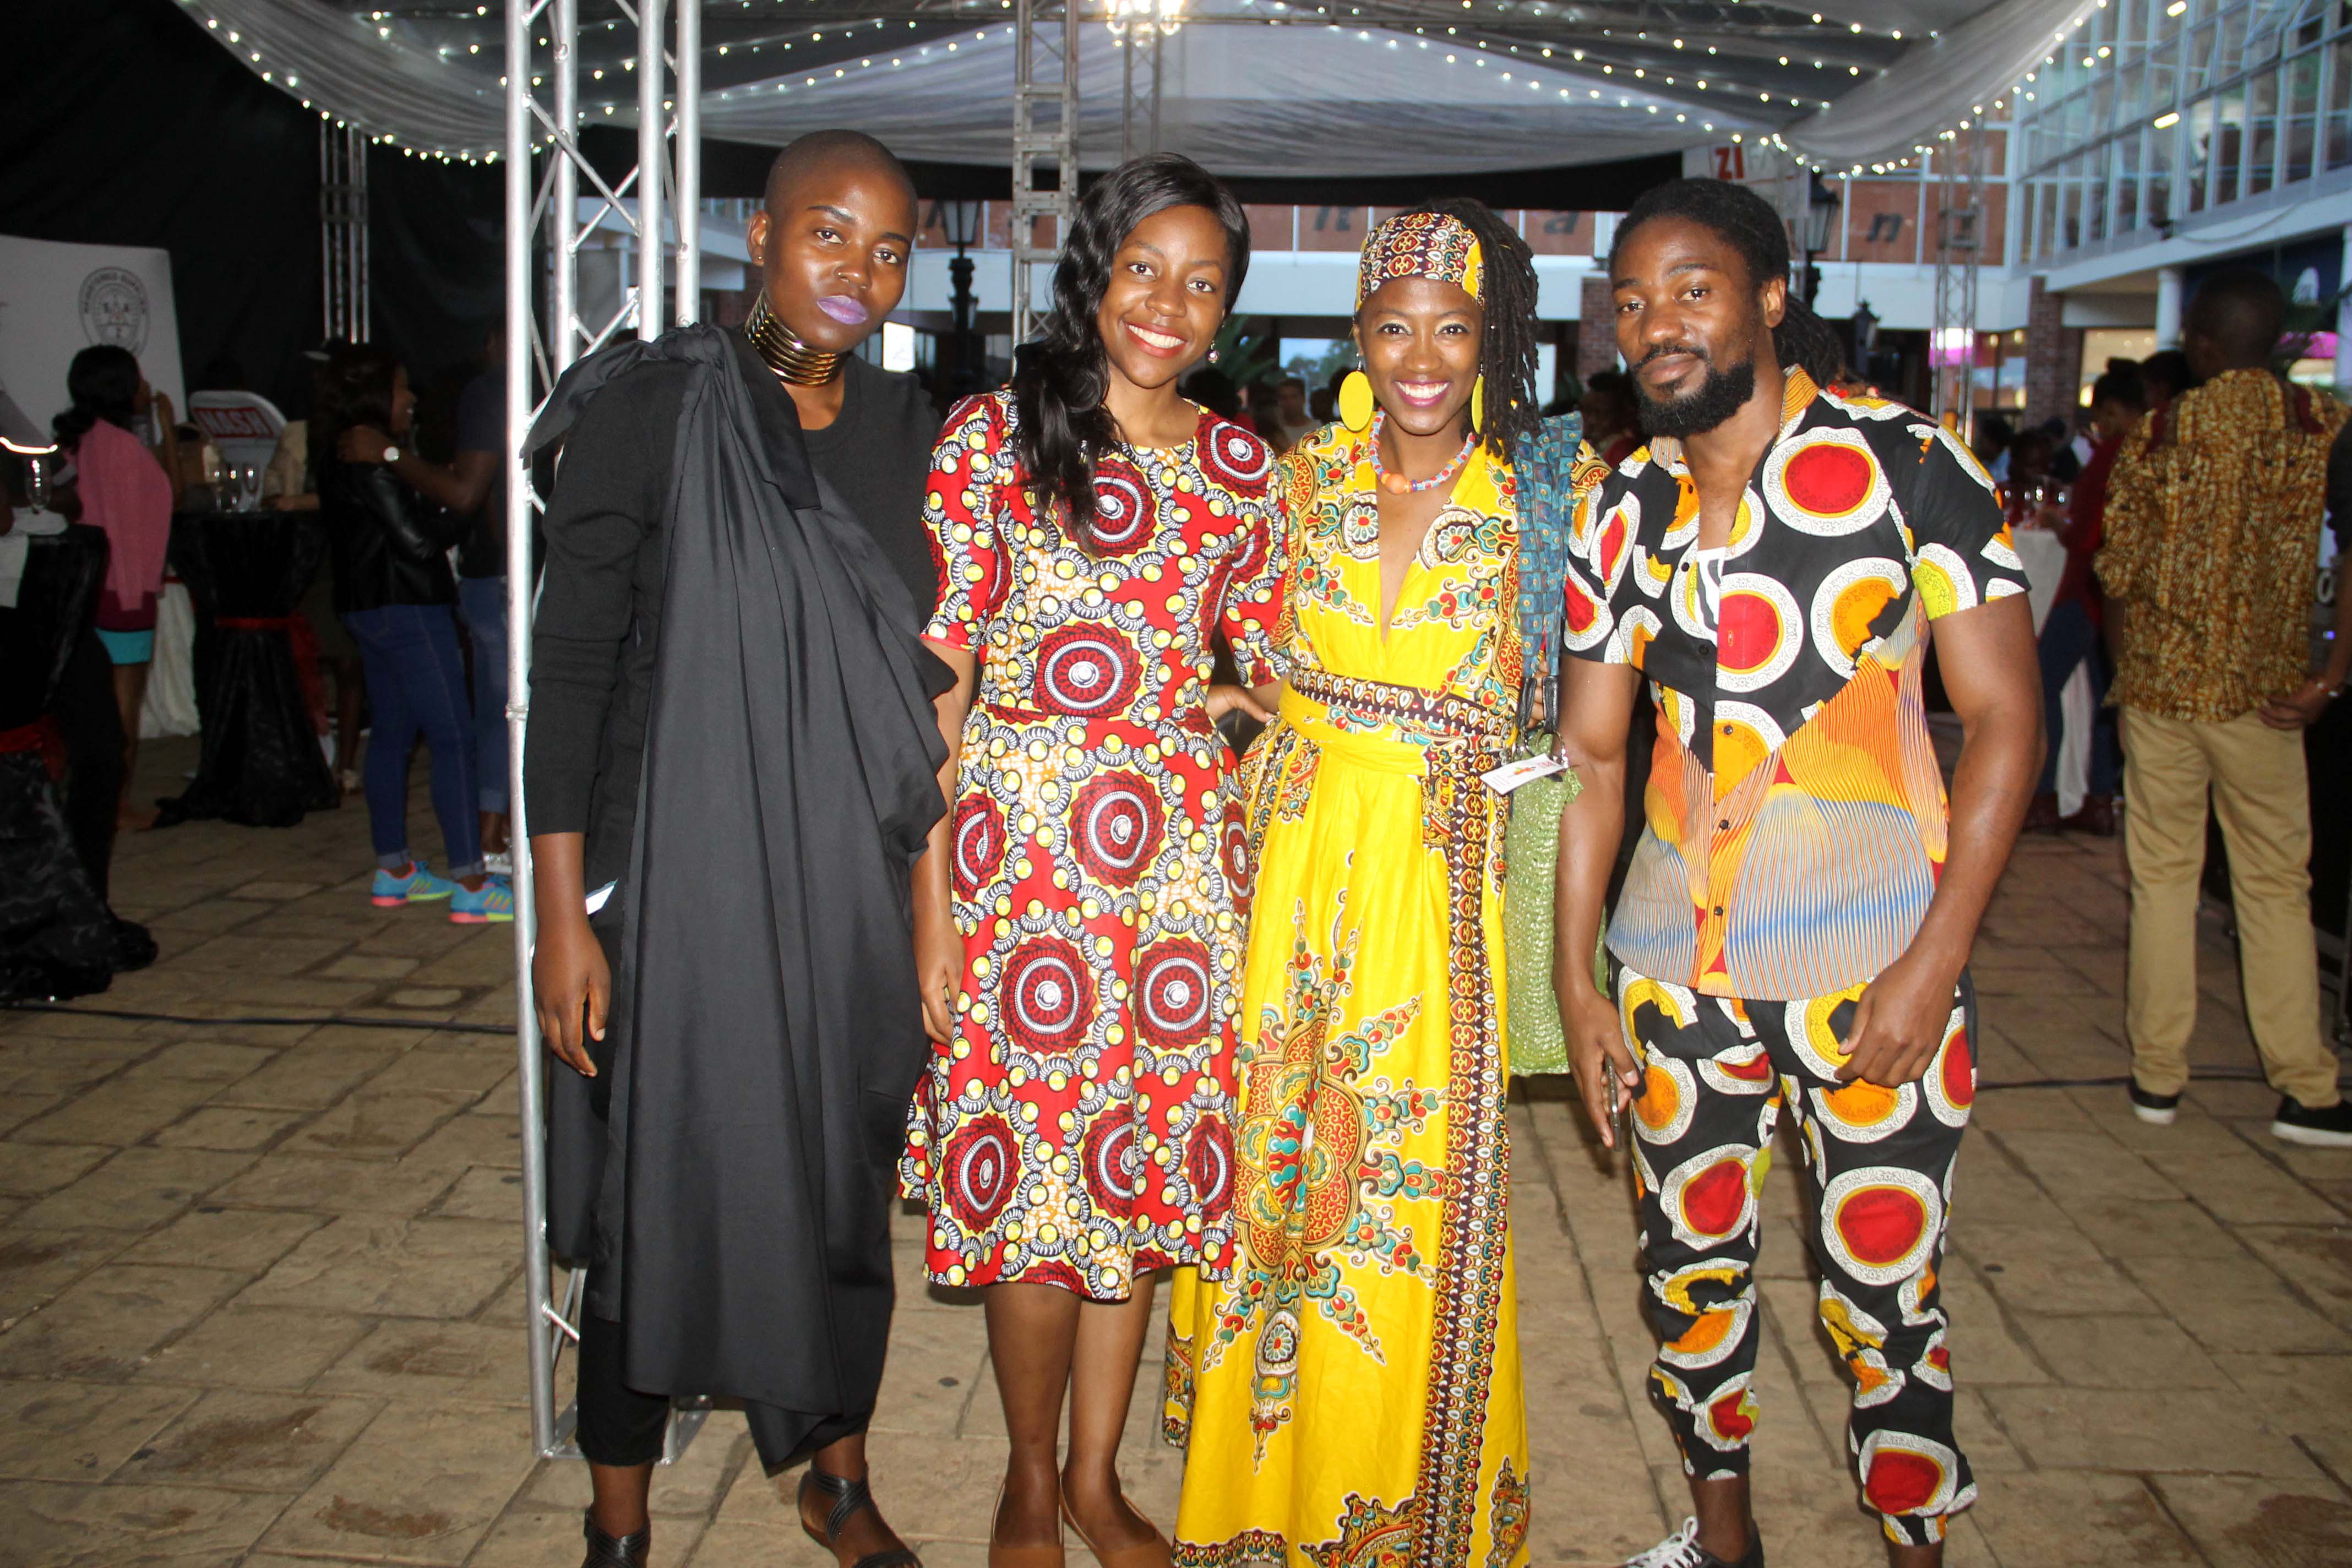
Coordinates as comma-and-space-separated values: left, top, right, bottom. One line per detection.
1609, 178, 1847, 387
1388, 196, 1543, 465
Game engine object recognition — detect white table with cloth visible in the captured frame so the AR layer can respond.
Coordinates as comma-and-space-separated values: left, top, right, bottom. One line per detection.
2011, 526, 2095, 815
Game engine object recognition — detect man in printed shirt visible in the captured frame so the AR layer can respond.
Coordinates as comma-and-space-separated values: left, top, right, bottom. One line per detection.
2097, 270, 2352, 1146
1552, 179, 2044, 1568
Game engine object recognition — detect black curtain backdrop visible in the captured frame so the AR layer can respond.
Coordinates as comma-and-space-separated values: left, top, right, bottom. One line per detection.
1, 0, 500, 420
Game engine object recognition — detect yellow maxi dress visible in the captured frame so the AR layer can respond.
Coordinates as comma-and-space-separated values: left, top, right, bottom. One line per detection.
1166, 421, 1531, 1568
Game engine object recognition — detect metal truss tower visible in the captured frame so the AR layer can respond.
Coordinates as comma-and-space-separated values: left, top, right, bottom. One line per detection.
1012, 0, 1080, 347
1119, 27, 1164, 163
320, 122, 369, 343
502, 0, 701, 1462
1929, 130, 1983, 439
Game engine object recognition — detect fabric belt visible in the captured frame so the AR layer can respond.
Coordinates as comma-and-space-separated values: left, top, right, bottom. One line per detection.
1281, 667, 1510, 776
216, 616, 296, 631
978, 697, 1215, 739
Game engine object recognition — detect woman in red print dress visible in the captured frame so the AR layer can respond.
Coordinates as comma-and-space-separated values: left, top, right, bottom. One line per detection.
901, 154, 1284, 1568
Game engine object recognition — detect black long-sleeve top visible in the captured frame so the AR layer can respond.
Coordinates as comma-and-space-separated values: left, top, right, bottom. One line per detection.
524, 334, 941, 894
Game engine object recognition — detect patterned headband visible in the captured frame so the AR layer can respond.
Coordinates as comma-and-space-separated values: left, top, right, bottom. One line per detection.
1355, 211, 1485, 309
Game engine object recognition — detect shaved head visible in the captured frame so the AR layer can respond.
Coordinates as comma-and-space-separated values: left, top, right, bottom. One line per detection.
2184, 270, 2286, 373
764, 129, 913, 215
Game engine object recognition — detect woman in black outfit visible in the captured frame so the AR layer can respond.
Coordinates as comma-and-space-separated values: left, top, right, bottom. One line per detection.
314, 346, 504, 920
526, 129, 945, 1568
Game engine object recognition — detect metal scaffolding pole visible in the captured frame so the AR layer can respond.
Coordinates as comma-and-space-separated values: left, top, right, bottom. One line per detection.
675, 0, 701, 325
321, 122, 369, 342
1011, 0, 1079, 348
505, 0, 703, 1463
638, 0, 667, 337
1929, 132, 1982, 440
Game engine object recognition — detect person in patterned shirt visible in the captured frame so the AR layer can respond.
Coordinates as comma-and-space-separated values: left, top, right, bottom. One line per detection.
1552, 179, 2044, 1568
900, 155, 1284, 1567
2095, 270, 2352, 1146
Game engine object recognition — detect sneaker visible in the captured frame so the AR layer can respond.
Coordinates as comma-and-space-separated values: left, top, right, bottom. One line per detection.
2127, 1079, 2181, 1126
450, 876, 515, 925
483, 849, 514, 877
2271, 1096, 2352, 1148
373, 862, 459, 907
1624, 1518, 1763, 1568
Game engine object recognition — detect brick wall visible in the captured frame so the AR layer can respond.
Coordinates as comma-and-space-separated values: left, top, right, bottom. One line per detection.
2021, 274, 2084, 428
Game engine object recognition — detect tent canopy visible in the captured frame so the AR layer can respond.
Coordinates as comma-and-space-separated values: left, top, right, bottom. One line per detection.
177, 0, 2093, 174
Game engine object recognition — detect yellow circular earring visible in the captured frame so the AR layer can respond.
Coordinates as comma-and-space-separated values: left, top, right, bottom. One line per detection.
1338, 368, 1376, 433
1470, 374, 1487, 435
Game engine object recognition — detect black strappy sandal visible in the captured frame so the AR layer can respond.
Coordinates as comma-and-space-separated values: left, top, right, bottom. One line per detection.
799, 1469, 924, 1568
580, 1511, 651, 1568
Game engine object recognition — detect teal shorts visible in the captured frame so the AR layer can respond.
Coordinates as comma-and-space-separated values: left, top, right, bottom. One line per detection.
96, 628, 155, 665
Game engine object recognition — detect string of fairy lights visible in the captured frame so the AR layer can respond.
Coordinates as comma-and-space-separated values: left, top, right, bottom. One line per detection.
1770, 0, 2114, 179
172, 0, 1988, 168
187, 0, 2253, 194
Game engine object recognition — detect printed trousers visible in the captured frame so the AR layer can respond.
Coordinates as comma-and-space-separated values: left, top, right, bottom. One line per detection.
1615, 965, 1979, 1548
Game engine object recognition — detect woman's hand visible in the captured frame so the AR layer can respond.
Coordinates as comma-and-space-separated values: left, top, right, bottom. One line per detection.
913, 883, 960, 1045
1207, 682, 1274, 725
532, 911, 609, 1078
337, 425, 394, 464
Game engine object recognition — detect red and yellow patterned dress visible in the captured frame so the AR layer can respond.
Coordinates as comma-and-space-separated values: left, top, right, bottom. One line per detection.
900, 391, 1288, 1299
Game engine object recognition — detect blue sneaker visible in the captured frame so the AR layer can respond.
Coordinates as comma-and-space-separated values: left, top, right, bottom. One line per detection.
449, 875, 515, 925
373, 861, 459, 907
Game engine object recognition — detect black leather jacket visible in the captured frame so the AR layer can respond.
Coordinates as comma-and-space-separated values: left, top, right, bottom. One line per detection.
319, 459, 467, 615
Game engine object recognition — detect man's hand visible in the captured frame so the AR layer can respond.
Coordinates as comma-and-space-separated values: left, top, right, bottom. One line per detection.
1561, 979, 1640, 1149
337, 425, 394, 464
532, 912, 609, 1078
1840, 952, 1959, 1088
2258, 677, 2335, 731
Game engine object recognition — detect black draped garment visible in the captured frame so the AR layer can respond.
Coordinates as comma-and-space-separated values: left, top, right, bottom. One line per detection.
524, 326, 948, 1435
0, 526, 152, 1001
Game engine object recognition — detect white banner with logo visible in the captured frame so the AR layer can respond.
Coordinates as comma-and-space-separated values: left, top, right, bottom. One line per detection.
0, 235, 186, 440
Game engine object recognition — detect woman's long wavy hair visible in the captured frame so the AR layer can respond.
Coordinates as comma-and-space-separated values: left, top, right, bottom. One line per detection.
52, 345, 141, 447
309, 344, 401, 475
1011, 153, 1250, 549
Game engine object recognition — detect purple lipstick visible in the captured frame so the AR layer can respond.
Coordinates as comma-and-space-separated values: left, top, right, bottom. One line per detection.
815, 295, 869, 326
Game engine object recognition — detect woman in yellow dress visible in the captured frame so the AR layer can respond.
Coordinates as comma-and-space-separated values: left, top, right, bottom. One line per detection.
1166, 202, 1580, 1568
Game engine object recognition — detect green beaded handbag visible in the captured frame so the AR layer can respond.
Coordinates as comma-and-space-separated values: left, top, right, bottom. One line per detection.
1501, 666, 1606, 1078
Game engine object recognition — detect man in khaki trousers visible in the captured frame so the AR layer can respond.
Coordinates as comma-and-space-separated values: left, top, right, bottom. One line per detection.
2098, 269, 2352, 1146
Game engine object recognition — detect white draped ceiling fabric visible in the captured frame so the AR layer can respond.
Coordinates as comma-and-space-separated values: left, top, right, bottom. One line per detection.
176, 0, 2094, 175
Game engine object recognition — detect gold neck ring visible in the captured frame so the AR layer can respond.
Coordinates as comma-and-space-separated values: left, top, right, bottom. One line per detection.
744, 293, 846, 386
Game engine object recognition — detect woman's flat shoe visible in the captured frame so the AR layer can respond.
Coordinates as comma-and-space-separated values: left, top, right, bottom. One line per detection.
799, 1469, 922, 1568
1058, 1492, 1172, 1568
990, 1484, 1066, 1568
579, 1511, 650, 1568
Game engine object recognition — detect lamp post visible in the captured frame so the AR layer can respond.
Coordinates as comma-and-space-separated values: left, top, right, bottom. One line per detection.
1801, 171, 1840, 307
937, 198, 984, 394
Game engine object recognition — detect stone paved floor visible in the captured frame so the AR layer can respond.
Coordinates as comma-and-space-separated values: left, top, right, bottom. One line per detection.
3, 736, 2350, 1566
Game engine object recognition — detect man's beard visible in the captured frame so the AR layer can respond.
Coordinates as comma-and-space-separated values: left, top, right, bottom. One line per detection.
1636, 351, 1758, 438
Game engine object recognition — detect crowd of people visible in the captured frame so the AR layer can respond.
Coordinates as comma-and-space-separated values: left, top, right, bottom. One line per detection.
6, 121, 2347, 1568
0, 320, 522, 997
